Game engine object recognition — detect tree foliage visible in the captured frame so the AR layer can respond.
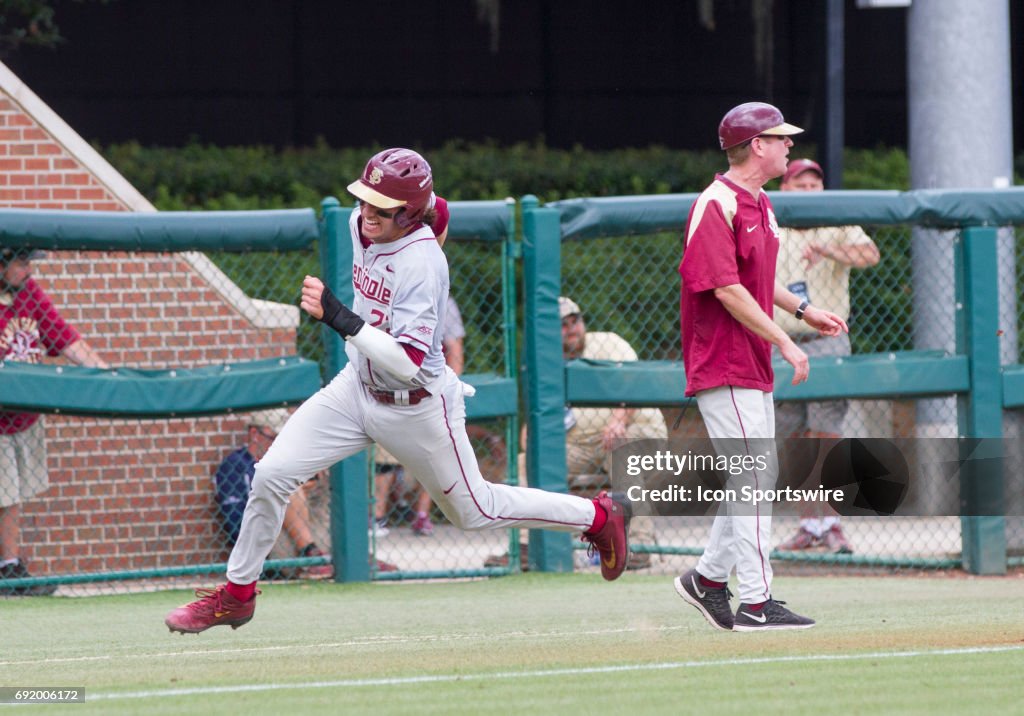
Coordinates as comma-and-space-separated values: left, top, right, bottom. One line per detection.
0, 0, 108, 58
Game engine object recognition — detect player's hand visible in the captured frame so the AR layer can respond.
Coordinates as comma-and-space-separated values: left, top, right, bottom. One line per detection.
804, 307, 848, 337
801, 242, 827, 269
779, 340, 810, 385
305, 279, 365, 338
300, 275, 325, 320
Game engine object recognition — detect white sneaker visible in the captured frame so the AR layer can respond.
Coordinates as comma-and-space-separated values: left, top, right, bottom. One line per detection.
368, 519, 389, 540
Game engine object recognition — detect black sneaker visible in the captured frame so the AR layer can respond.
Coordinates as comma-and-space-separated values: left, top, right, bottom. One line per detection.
733, 598, 816, 631
0, 558, 57, 596
673, 568, 734, 631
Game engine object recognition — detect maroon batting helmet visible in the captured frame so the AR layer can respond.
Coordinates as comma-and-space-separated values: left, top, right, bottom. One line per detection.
718, 102, 803, 150
347, 148, 434, 229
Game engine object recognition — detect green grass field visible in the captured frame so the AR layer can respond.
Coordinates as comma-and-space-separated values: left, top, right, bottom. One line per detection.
3, 573, 1022, 715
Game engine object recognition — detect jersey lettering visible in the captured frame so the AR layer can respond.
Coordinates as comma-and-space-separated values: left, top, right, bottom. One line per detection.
352, 264, 393, 306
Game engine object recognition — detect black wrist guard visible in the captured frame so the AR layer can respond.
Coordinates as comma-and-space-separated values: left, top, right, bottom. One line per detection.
319, 286, 365, 339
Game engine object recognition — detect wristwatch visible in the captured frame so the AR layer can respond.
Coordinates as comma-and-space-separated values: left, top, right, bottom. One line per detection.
795, 300, 809, 321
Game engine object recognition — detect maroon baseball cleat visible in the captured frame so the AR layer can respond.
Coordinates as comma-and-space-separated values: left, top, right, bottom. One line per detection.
165, 586, 258, 634
582, 491, 632, 581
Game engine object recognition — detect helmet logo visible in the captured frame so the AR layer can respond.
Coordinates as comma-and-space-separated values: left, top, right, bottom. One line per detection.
369, 167, 384, 185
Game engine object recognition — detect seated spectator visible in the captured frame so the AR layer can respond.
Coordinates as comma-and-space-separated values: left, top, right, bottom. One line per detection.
215, 410, 332, 578
487, 296, 667, 571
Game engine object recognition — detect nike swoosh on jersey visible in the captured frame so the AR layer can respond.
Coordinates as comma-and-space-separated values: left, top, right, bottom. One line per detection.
746, 225, 757, 232
741, 610, 768, 623
443, 481, 458, 495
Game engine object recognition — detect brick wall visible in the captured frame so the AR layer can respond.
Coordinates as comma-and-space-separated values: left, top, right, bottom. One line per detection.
1, 94, 300, 576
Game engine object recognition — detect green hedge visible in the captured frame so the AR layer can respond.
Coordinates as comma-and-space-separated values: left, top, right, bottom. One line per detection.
101, 140, 931, 211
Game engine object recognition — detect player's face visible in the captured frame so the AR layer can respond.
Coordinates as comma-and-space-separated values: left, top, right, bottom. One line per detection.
359, 201, 406, 243
562, 313, 585, 358
1, 258, 31, 290
781, 171, 824, 193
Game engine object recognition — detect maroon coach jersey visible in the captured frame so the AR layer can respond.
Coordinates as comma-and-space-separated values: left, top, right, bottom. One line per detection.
678, 174, 780, 396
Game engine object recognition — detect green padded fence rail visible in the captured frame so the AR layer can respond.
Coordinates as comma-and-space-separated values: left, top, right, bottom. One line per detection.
552, 187, 1024, 239
0, 200, 515, 251
447, 199, 516, 242
0, 208, 321, 251
461, 374, 518, 419
564, 350, 971, 407
1001, 365, 1024, 408
0, 357, 322, 417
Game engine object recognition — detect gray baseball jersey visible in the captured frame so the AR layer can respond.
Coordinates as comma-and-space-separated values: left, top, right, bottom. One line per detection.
346, 210, 448, 390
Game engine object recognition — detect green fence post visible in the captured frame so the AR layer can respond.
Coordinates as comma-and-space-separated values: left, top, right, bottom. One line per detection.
502, 198, 523, 567
320, 197, 370, 583
955, 226, 1006, 575
521, 195, 574, 572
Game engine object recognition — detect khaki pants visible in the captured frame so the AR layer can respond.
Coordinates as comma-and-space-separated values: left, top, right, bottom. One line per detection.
0, 419, 48, 508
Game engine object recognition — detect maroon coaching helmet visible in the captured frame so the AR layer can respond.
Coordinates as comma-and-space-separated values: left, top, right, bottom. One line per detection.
718, 102, 803, 150
347, 148, 434, 228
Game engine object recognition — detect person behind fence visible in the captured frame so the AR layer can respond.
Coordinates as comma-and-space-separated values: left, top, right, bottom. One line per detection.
673, 103, 848, 632
0, 247, 110, 596
214, 409, 332, 579
772, 158, 880, 555
485, 296, 666, 572
165, 148, 630, 633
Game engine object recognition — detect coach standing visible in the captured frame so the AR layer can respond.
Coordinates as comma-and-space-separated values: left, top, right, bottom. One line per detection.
673, 102, 847, 631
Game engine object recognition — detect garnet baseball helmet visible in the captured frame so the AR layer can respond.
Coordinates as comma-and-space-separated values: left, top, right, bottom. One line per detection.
718, 102, 803, 150
347, 148, 434, 229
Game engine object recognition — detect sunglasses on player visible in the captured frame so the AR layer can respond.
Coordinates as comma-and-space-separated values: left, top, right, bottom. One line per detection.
358, 200, 399, 220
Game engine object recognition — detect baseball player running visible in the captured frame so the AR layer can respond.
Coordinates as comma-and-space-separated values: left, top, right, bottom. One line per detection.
165, 149, 630, 634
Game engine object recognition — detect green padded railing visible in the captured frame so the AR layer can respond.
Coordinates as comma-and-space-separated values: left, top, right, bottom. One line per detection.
0, 357, 321, 416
